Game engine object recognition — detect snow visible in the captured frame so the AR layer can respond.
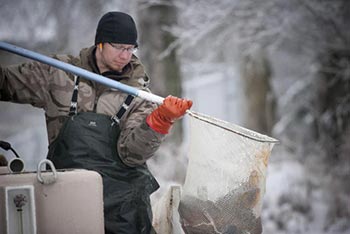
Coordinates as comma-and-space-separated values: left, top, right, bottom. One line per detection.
262, 146, 350, 234
1, 1, 349, 233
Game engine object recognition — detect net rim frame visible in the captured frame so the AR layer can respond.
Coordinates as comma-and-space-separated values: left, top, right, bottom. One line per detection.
187, 110, 279, 143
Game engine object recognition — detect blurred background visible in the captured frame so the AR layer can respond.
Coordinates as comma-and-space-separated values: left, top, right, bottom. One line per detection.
0, 0, 349, 233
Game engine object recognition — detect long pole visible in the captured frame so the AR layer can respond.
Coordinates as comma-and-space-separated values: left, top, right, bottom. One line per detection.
0, 42, 280, 143
0, 41, 164, 104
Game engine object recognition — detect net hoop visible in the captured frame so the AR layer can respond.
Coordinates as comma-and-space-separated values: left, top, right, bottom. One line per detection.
187, 111, 278, 143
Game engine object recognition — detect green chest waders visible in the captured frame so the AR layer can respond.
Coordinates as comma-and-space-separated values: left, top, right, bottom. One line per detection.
47, 77, 159, 234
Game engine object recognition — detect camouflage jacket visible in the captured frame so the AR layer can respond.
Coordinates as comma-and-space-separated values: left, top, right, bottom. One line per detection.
0, 46, 165, 166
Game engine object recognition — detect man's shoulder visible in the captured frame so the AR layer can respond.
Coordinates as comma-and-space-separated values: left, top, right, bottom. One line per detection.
52, 46, 93, 66
52, 54, 77, 63
128, 55, 150, 89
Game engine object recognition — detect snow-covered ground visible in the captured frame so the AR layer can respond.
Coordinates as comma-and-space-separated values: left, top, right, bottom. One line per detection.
262, 146, 350, 234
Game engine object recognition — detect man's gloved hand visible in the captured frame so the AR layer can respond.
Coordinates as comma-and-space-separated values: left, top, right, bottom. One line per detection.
146, 95, 193, 134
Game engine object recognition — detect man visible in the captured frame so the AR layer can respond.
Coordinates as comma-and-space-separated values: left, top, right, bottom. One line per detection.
0, 11, 192, 234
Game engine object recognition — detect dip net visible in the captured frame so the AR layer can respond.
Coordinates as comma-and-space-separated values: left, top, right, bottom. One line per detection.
178, 111, 277, 234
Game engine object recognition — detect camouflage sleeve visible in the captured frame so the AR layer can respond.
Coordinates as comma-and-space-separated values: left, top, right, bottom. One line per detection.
117, 95, 166, 167
0, 61, 52, 108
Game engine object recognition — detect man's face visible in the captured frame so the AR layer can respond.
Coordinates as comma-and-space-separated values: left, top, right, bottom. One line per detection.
99, 43, 136, 72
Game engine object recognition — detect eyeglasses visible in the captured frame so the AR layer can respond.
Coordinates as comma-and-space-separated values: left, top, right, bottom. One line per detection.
108, 43, 138, 53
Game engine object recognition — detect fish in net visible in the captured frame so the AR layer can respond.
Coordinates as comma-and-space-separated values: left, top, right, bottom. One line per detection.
179, 111, 278, 234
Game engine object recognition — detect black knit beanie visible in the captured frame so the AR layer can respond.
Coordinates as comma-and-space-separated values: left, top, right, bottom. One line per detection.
95, 12, 138, 46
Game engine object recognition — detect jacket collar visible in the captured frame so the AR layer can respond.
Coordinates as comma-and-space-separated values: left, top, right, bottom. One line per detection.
77, 46, 149, 89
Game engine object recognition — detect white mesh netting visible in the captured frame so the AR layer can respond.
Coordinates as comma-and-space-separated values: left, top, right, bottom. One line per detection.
179, 111, 277, 234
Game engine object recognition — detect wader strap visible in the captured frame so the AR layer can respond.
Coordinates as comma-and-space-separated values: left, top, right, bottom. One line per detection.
69, 76, 80, 116
111, 95, 135, 125
68, 76, 134, 122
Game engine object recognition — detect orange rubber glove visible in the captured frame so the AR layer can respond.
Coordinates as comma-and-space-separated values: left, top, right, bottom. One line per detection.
146, 95, 193, 134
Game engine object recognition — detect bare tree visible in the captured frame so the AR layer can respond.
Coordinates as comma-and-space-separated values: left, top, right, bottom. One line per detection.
137, 0, 183, 142
166, 0, 349, 232
240, 46, 275, 135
